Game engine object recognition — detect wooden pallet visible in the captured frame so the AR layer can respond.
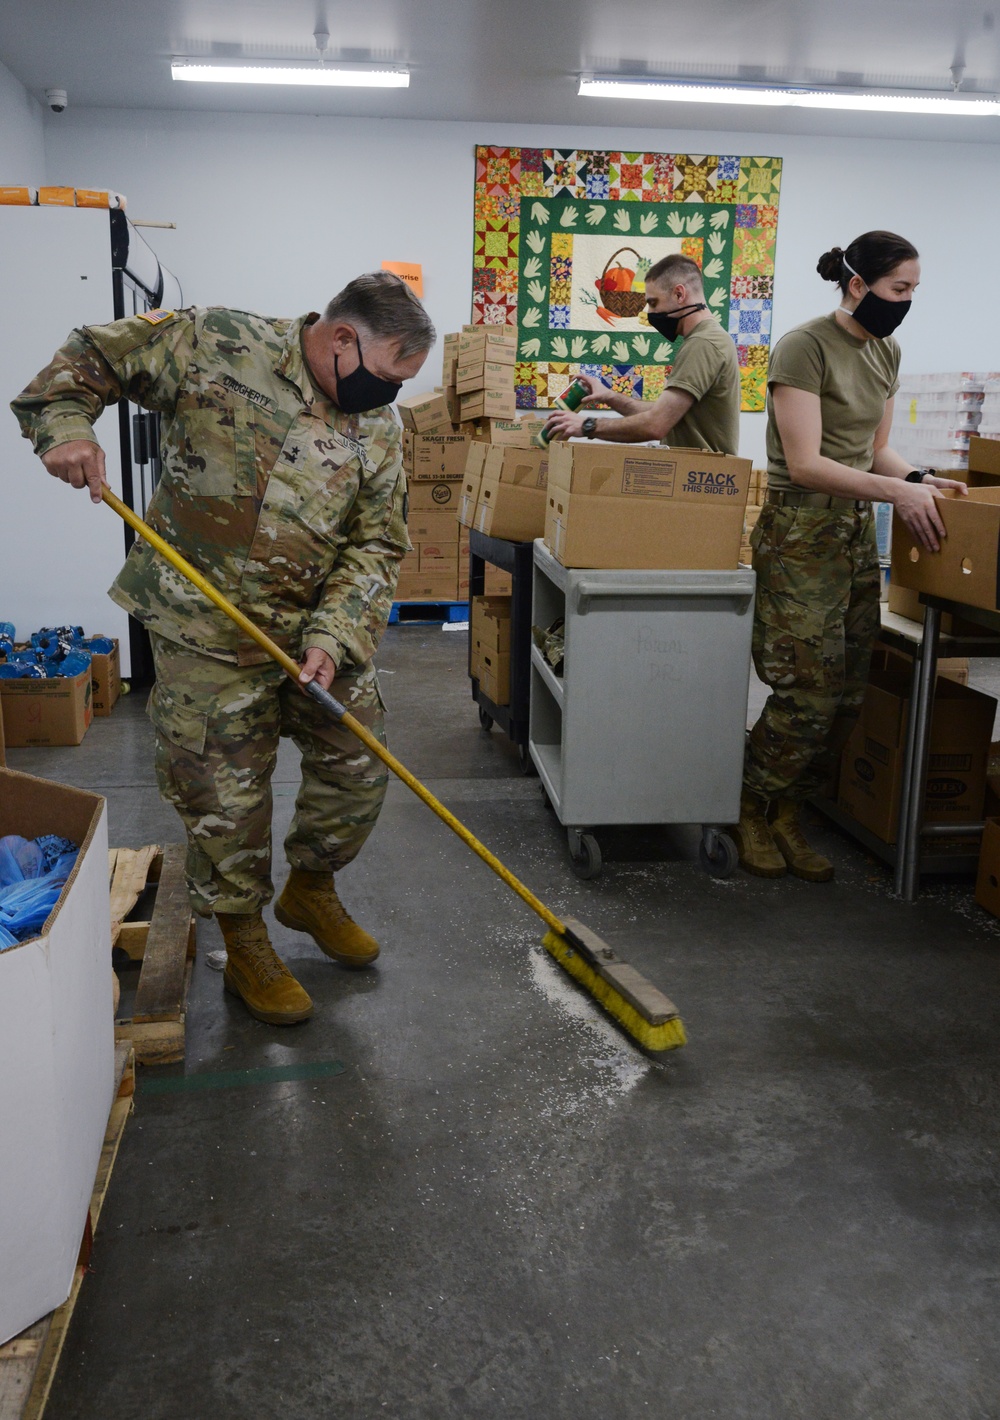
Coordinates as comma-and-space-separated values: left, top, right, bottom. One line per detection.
110, 845, 196, 1066
0, 1043, 135, 1420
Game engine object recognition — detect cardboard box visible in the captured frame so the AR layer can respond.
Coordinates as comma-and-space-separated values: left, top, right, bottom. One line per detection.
407, 509, 459, 542
459, 387, 518, 423
0, 767, 115, 1344
545, 444, 751, 570
486, 417, 546, 448
475, 446, 549, 542
457, 442, 491, 528
975, 818, 1000, 918
418, 544, 459, 571
890, 485, 1000, 616
455, 358, 516, 395
484, 565, 513, 596
457, 329, 517, 365
0, 695, 5, 766
403, 432, 470, 481
477, 650, 511, 705
407, 479, 462, 513
37, 186, 76, 206
966, 436, 1000, 486
396, 391, 452, 436
0, 667, 93, 748
471, 595, 512, 656
90, 639, 121, 717
837, 671, 996, 843
0, 186, 38, 205
396, 570, 459, 601
444, 384, 462, 425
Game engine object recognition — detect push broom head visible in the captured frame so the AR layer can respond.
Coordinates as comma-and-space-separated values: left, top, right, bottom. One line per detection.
543, 918, 687, 1054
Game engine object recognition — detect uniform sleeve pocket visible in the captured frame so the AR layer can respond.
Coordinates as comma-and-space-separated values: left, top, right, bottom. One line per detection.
147, 681, 209, 756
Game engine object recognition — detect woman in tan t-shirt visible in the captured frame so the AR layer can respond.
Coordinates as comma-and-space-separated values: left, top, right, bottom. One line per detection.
734, 230, 967, 882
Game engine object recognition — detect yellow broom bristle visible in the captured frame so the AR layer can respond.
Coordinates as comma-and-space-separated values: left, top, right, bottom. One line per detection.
542, 930, 687, 1053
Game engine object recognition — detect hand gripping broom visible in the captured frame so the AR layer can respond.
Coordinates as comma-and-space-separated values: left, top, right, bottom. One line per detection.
101, 487, 686, 1053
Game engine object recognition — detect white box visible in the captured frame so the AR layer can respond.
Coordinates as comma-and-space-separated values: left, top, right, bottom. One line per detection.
0, 767, 115, 1344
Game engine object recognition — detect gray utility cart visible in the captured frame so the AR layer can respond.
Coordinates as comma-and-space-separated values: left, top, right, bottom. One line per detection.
529, 539, 756, 879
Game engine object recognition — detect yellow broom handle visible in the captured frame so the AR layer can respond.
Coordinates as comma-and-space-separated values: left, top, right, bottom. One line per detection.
101, 486, 566, 937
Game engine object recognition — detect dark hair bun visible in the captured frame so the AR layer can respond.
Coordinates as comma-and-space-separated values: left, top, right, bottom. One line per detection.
816, 247, 845, 282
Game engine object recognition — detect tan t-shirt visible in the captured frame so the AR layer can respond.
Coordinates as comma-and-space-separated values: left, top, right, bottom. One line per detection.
765, 312, 901, 490
663, 318, 741, 455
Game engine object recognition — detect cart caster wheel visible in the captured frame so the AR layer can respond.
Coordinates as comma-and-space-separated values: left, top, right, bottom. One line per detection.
700, 830, 739, 879
571, 833, 603, 881
478, 707, 493, 732
541, 785, 556, 813
518, 742, 537, 777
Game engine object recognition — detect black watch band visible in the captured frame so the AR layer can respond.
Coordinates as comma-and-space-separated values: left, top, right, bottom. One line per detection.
581, 417, 598, 439
905, 469, 930, 484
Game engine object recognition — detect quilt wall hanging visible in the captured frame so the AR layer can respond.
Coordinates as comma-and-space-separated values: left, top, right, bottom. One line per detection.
471, 146, 782, 412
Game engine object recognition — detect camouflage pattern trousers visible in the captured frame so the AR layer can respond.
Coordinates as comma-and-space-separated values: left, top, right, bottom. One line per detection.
743, 501, 881, 803
148, 633, 388, 916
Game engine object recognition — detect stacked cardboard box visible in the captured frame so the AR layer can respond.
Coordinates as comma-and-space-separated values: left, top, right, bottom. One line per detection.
456, 329, 517, 424
544, 444, 752, 570
397, 390, 453, 437
740, 469, 768, 564
838, 664, 996, 843
470, 596, 512, 706
398, 430, 473, 602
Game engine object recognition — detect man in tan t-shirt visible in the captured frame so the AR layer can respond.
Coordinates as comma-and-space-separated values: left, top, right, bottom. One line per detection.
543, 253, 741, 454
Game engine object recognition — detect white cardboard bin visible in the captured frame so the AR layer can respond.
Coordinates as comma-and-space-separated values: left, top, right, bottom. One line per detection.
0, 767, 114, 1345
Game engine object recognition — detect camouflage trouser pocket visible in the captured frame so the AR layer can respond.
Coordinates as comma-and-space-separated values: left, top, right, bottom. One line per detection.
147, 680, 210, 756
752, 586, 843, 700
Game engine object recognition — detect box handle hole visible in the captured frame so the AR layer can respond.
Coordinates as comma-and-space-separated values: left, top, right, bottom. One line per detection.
961, 557, 973, 575
909, 547, 920, 562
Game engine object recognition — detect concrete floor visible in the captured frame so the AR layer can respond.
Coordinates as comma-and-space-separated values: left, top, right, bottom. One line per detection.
8, 627, 1000, 1420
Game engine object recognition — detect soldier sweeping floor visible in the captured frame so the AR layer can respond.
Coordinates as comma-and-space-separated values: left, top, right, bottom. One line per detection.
12, 272, 434, 1024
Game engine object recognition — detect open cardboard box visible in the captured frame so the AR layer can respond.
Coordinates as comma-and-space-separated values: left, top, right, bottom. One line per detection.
0, 767, 115, 1344
890, 485, 1000, 616
0, 665, 93, 748
474, 446, 548, 541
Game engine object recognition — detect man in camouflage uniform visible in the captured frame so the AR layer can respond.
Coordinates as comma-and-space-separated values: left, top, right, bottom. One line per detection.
12, 273, 434, 1024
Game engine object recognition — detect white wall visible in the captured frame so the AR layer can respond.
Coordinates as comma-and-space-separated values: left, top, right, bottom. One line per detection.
0, 58, 45, 180
42, 108, 1000, 465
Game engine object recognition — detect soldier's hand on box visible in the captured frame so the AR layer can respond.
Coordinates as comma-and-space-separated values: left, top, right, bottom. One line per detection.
41, 439, 108, 504
299, 647, 338, 693
892, 480, 948, 554
925, 475, 969, 496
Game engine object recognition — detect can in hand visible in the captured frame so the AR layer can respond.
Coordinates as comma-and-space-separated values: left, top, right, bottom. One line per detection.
535, 379, 590, 448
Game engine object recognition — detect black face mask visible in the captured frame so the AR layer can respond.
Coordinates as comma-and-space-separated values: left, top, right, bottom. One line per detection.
333, 334, 402, 414
646, 303, 706, 342
841, 257, 911, 339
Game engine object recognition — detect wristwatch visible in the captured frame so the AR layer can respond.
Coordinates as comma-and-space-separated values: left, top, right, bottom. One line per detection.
581, 417, 598, 439
905, 468, 934, 484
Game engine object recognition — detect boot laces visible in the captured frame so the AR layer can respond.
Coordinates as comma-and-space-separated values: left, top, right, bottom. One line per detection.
229, 922, 289, 987
304, 878, 352, 926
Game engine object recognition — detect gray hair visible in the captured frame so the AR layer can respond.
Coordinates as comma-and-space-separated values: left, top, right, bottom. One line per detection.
323, 272, 436, 359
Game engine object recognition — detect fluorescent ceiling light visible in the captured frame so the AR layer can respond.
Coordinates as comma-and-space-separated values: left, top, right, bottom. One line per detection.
578, 76, 1000, 116
172, 61, 409, 88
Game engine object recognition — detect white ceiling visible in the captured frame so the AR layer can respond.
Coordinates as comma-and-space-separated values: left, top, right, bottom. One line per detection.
4, 0, 1000, 143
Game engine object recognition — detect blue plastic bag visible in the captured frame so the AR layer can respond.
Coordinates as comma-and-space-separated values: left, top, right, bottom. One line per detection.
0, 834, 78, 944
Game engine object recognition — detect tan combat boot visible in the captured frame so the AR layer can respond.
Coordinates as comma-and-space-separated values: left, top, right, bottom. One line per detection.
732, 790, 787, 878
770, 800, 834, 883
218, 912, 313, 1025
274, 868, 380, 969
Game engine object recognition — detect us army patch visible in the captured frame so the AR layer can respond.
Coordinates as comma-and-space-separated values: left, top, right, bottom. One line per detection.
138, 309, 175, 325
217, 373, 276, 412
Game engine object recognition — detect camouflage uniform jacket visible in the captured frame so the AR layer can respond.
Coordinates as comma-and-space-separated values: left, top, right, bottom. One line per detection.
11, 307, 409, 669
